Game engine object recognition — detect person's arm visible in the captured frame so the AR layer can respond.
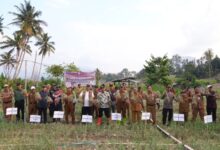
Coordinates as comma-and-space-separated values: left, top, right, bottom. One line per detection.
173, 93, 178, 102
78, 91, 83, 103
97, 93, 101, 105
0, 91, 3, 104
154, 93, 160, 109
92, 92, 95, 100
161, 92, 166, 99
23, 90, 28, 106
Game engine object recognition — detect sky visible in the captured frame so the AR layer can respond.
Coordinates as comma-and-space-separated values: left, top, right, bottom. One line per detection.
0, 0, 220, 75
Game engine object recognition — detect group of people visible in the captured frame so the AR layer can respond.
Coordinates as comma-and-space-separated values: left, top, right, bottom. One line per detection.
0, 82, 218, 126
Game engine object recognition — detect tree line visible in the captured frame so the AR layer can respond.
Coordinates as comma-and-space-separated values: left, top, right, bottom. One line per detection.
170, 49, 220, 79
0, 0, 55, 81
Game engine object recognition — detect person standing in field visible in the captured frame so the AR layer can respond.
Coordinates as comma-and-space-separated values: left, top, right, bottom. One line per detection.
97, 84, 111, 125
130, 86, 143, 123
204, 85, 217, 122
48, 84, 56, 120
161, 85, 176, 126
63, 87, 77, 124
14, 83, 27, 122
79, 84, 95, 116
116, 84, 129, 122
38, 86, 49, 123
28, 86, 41, 120
108, 83, 117, 113
55, 86, 63, 111
91, 85, 99, 119
144, 85, 159, 125
76, 84, 83, 99
192, 86, 205, 122
52, 86, 63, 122
1, 84, 13, 121
137, 86, 145, 109
178, 89, 191, 122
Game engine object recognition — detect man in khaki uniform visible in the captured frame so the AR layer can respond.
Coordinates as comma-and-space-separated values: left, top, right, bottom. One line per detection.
116, 85, 129, 120
76, 84, 83, 99
63, 87, 77, 124
28, 86, 40, 119
144, 85, 158, 124
1, 84, 13, 121
192, 86, 205, 121
130, 87, 143, 123
178, 89, 191, 122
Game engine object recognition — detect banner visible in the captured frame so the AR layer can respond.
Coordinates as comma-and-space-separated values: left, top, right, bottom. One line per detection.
6, 108, 18, 115
141, 112, 151, 120
64, 71, 96, 87
53, 111, 64, 119
173, 114, 185, 122
30, 115, 41, 123
111, 113, 122, 121
204, 115, 213, 124
81, 115, 93, 123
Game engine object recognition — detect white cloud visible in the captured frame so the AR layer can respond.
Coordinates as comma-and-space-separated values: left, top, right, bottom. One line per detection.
61, 21, 187, 73
135, 0, 220, 58
23, 0, 220, 73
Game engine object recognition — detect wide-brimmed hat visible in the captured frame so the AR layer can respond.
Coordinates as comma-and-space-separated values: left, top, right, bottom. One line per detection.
207, 85, 213, 88
31, 86, 36, 90
4, 84, 9, 87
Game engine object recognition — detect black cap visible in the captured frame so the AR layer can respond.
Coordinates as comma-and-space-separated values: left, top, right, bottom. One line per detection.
101, 84, 105, 89
16, 83, 21, 86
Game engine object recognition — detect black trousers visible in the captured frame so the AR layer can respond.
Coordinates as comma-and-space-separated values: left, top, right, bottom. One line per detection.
207, 107, 217, 122
38, 108, 47, 123
15, 100, 24, 121
49, 103, 55, 118
82, 107, 92, 116
111, 101, 116, 113
99, 108, 111, 118
162, 108, 173, 125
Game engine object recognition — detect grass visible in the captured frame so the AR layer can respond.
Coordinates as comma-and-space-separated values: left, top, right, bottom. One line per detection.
0, 88, 220, 150
0, 121, 179, 150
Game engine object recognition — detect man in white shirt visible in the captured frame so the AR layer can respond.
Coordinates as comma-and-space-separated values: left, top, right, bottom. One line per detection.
79, 84, 94, 116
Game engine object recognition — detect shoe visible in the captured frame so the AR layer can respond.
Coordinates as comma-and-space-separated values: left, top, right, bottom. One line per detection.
97, 117, 102, 126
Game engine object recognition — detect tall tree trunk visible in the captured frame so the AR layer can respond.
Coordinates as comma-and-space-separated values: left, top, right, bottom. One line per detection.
13, 50, 23, 79
31, 51, 37, 80
208, 61, 212, 78
14, 36, 30, 79
15, 51, 26, 78
37, 55, 44, 82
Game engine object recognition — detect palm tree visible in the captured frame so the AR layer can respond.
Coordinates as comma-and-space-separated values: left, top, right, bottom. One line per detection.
35, 33, 55, 81
204, 48, 214, 78
0, 32, 31, 78
0, 16, 4, 34
9, 0, 47, 79
0, 33, 23, 59
0, 50, 17, 79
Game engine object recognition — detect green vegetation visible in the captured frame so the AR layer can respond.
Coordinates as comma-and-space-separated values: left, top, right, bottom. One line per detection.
144, 55, 171, 86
